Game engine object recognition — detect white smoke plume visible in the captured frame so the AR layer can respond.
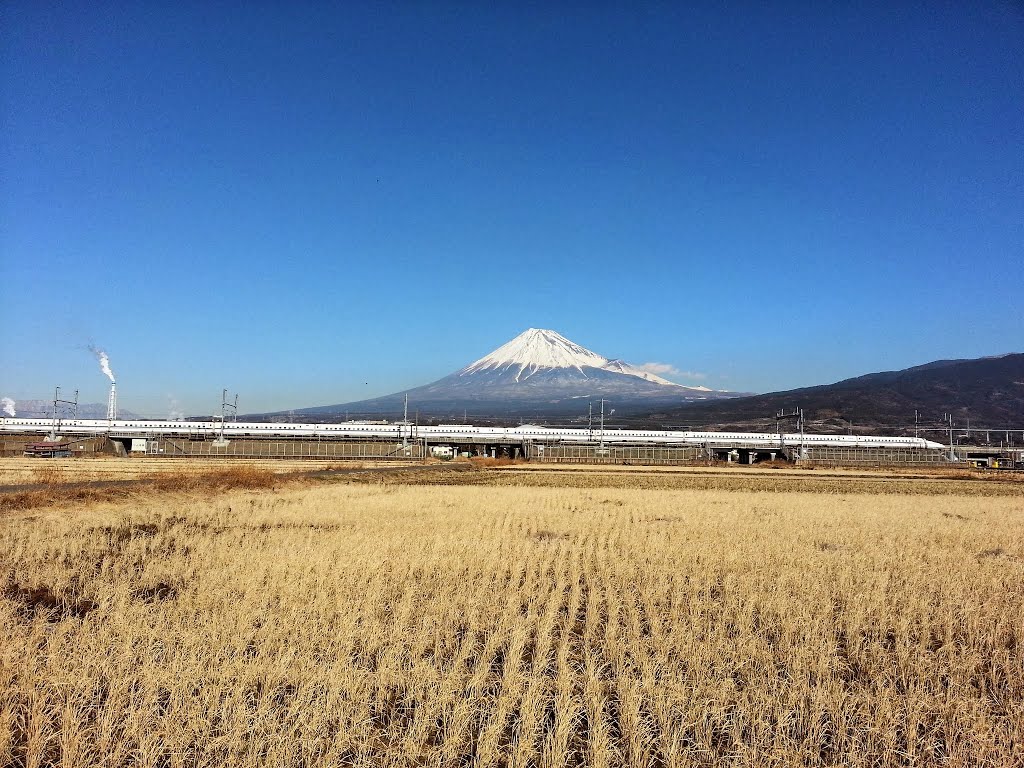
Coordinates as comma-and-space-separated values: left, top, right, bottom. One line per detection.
1, 397, 15, 417
167, 396, 185, 420
88, 345, 116, 382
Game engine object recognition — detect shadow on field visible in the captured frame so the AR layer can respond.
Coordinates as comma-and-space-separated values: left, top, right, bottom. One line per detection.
3, 581, 98, 621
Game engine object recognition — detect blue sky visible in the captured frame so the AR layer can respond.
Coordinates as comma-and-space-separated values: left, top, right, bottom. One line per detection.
2, 2, 1022, 416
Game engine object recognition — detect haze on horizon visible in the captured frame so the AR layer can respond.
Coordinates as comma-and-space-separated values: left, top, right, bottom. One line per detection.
1, 3, 1021, 417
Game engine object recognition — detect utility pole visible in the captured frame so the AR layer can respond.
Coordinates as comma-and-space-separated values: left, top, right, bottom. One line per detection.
914, 409, 919, 439
402, 394, 409, 449
49, 387, 78, 441
215, 389, 238, 446
219, 389, 227, 444
775, 407, 803, 458
600, 398, 606, 449
221, 389, 238, 422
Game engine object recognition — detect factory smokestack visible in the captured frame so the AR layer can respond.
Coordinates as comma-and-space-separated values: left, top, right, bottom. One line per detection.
107, 382, 117, 421
1, 397, 14, 417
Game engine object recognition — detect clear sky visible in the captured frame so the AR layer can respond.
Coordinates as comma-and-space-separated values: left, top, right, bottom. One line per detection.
2, 2, 1022, 416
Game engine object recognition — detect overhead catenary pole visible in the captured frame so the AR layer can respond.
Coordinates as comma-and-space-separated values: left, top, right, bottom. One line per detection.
51, 387, 59, 441
800, 408, 805, 458
403, 393, 409, 448
48, 387, 79, 441
775, 407, 801, 451
216, 389, 238, 445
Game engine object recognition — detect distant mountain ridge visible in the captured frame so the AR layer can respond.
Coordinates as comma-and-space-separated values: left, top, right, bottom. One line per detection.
3, 400, 140, 420
279, 328, 739, 420
640, 353, 1024, 429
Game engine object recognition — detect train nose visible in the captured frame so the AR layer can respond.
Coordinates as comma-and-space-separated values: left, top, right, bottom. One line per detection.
925, 440, 946, 450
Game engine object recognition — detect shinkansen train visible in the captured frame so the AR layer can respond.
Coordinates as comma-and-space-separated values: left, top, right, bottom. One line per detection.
0, 417, 947, 450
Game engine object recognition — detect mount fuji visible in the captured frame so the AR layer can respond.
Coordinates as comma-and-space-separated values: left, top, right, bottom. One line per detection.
289, 329, 742, 420
446, 329, 714, 396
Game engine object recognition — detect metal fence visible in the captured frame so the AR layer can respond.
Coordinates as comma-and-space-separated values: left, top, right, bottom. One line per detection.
797, 446, 950, 467
145, 437, 427, 460
527, 443, 963, 467
527, 444, 706, 464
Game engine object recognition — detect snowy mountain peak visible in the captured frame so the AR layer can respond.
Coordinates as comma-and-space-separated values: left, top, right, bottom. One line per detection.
457, 328, 713, 391
462, 329, 608, 378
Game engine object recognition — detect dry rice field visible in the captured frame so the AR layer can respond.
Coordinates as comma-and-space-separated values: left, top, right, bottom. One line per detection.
0, 457, 395, 486
1, 462, 1022, 767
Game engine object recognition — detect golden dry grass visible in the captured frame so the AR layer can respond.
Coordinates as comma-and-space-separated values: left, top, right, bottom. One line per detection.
0, 458, 398, 487
351, 465, 1023, 497
1, 480, 1022, 767
494, 462, 1024, 482
0, 458, 431, 514
0, 466, 288, 514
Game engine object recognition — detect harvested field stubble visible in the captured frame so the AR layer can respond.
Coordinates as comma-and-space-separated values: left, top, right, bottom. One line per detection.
1, 483, 1022, 767
0, 466, 282, 513
346, 466, 1023, 497
0, 457, 390, 488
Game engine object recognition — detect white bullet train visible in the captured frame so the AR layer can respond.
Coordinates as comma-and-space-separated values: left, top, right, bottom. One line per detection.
0, 417, 947, 449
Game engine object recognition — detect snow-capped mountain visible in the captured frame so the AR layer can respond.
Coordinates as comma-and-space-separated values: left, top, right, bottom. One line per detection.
459, 328, 708, 389
457, 328, 711, 390
291, 328, 739, 419
462, 329, 608, 378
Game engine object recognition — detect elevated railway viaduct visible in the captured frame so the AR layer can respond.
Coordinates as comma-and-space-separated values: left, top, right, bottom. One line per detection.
2, 418, 1020, 467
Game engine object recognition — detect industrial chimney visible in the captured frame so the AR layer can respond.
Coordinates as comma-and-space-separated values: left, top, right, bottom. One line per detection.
107, 381, 117, 421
